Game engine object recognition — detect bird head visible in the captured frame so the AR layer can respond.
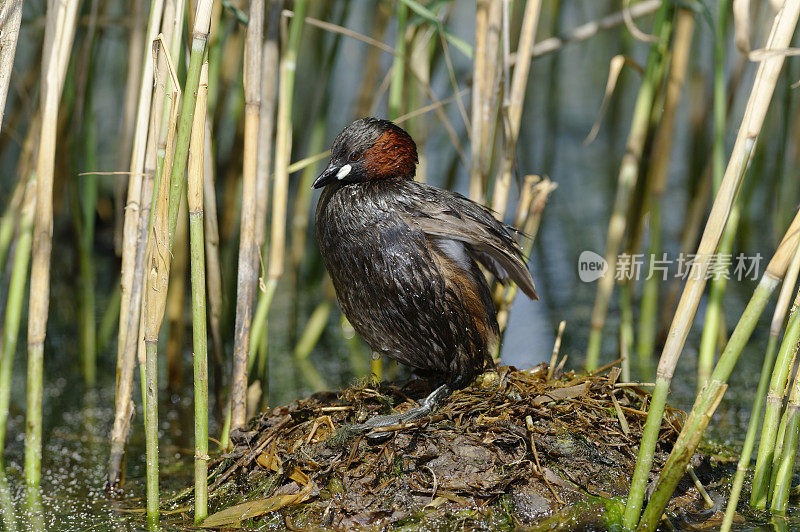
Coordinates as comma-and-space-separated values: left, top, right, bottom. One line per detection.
313, 117, 418, 189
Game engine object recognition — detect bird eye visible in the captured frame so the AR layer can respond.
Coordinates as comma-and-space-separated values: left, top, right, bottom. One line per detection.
349, 151, 361, 162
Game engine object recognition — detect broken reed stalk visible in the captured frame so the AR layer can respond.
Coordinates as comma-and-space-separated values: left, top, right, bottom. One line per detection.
0, 176, 35, 454
141, 54, 182, 525
626, 4, 800, 528
721, 236, 800, 531
188, 61, 209, 524
633, 29, 800, 532
634, 7, 694, 380
137, 0, 179, 418
26, 0, 80, 491
469, 0, 501, 204
495, 177, 555, 335
491, 0, 541, 220
231, 0, 264, 435
770, 290, 800, 513
584, 1, 672, 371
0, 0, 23, 133
107, 31, 171, 489
388, 0, 407, 120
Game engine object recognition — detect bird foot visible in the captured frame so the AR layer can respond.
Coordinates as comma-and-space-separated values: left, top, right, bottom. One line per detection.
353, 384, 451, 442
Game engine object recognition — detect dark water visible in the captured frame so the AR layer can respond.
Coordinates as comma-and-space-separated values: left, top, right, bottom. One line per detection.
1, 1, 798, 530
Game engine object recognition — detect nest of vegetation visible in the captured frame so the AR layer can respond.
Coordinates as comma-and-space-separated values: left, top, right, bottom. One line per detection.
172, 364, 736, 530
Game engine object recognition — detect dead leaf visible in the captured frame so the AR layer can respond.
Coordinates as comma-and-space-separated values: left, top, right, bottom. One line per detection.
200, 482, 313, 527
532, 382, 589, 405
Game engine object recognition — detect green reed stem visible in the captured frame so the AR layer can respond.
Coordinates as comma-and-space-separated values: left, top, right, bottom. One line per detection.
188, 61, 209, 524
294, 301, 330, 392
751, 290, 800, 509
720, 334, 779, 531
0, 177, 35, 454
78, 110, 99, 385
720, 231, 800, 527
636, 275, 780, 530
636, 201, 660, 380
144, 340, 159, 526
97, 280, 121, 354
697, 202, 741, 391
0, 463, 17, 532
249, 278, 278, 372
0, 178, 24, 273
771, 405, 800, 513
628, 3, 800, 521
770, 406, 789, 494
342, 315, 368, 378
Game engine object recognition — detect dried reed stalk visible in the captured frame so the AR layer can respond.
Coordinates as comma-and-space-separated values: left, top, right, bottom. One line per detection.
268, 0, 307, 283
409, 25, 433, 183
108, 29, 171, 489
141, 44, 181, 523
113, 0, 146, 253
469, 0, 501, 204
231, 0, 264, 432
25, 0, 80, 489
491, 0, 541, 220
509, 0, 663, 62
629, 4, 800, 527
115, 0, 166, 396
388, 0, 407, 120
255, 0, 281, 253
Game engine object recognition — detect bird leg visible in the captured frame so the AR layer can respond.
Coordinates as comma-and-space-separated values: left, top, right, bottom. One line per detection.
353, 384, 451, 440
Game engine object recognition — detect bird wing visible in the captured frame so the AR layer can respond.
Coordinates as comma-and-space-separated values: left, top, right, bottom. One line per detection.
399, 185, 538, 301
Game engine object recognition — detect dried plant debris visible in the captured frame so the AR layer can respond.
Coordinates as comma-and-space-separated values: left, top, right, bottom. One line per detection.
168, 364, 735, 530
